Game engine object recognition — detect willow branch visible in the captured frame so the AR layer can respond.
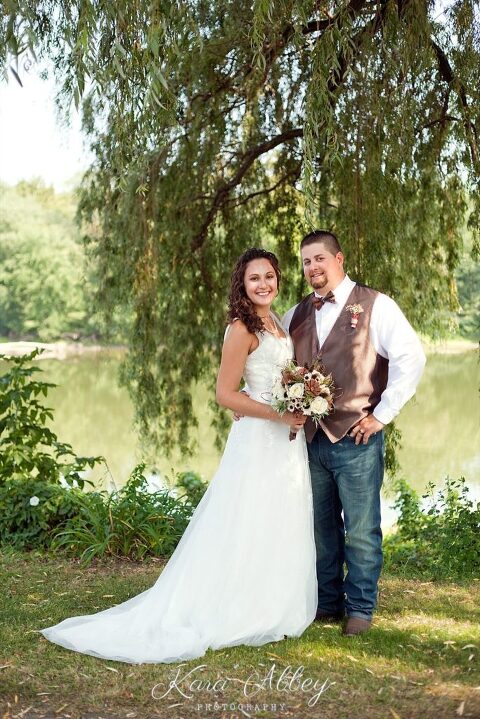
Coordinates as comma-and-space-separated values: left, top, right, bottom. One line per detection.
431, 39, 479, 169
416, 115, 460, 133
191, 128, 303, 251
191, 2, 390, 253
227, 165, 302, 209
290, 0, 371, 43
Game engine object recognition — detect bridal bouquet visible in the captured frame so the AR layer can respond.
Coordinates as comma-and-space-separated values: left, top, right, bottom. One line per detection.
271, 358, 335, 440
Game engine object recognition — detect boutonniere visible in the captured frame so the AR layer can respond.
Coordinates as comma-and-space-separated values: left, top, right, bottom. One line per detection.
345, 303, 364, 329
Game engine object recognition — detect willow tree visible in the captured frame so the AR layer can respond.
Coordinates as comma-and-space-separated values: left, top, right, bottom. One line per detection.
2, 0, 479, 455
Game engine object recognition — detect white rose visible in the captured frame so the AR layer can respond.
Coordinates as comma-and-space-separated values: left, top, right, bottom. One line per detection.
29, 496, 40, 507
272, 379, 285, 399
310, 396, 329, 415
288, 383, 305, 399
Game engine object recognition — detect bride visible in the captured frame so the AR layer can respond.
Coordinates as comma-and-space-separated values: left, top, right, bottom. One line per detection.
39, 247, 317, 664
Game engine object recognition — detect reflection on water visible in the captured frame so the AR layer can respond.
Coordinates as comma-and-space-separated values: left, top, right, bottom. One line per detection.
0, 350, 222, 489
395, 351, 479, 488
1, 348, 478, 527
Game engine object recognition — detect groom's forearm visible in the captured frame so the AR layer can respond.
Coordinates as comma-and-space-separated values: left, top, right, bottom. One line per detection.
374, 337, 426, 424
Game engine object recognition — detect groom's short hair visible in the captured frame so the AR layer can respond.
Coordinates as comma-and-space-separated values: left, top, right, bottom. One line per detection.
301, 230, 342, 255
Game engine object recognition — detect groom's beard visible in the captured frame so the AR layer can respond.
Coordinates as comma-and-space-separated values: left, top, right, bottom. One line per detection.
309, 274, 328, 291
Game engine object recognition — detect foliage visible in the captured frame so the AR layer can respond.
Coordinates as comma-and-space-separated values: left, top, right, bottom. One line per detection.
52, 463, 195, 564
0, 476, 84, 549
455, 228, 480, 340
384, 477, 480, 579
0, 349, 103, 487
384, 422, 403, 478
2, 1, 479, 452
0, 181, 103, 341
175, 469, 208, 507
456, 259, 480, 340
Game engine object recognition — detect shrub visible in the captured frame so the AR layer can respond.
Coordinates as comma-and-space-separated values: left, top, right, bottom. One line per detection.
0, 477, 84, 549
384, 477, 480, 579
52, 463, 195, 564
0, 353, 207, 562
175, 470, 208, 507
0, 350, 103, 487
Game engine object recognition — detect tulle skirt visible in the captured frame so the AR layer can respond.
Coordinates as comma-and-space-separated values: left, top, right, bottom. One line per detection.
40, 417, 317, 664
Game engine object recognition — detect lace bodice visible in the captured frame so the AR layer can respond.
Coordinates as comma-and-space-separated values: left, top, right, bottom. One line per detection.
244, 331, 293, 403
225, 314, 294, 404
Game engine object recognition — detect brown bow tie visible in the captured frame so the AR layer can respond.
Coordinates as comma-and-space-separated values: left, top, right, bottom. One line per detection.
312, 291, 336, 310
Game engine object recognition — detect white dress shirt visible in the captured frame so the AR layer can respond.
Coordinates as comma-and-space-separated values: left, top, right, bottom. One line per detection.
282, 275, 426, 425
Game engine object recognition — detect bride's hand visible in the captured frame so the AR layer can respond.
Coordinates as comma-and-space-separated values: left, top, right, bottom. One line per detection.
280, 411, 307, 432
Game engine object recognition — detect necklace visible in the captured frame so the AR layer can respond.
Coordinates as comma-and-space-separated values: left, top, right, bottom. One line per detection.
262, 314, 280, 336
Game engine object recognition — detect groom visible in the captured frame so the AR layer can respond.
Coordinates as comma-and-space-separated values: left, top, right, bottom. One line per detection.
283, 230, 426, 636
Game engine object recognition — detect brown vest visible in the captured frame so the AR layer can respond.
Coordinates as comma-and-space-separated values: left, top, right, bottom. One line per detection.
289, 283, 388, 443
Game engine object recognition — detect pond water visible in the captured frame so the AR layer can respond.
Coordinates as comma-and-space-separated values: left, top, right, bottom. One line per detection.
2, 348, 478, 528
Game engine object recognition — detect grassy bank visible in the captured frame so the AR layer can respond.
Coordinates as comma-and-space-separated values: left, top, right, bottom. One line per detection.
420, 336, 478, 355
1, 551, 479, 719
0, 340, 126, 361
0, 335, 476, 362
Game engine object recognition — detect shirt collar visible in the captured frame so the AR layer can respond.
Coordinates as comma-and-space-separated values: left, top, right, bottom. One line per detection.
314, 275, 355, 305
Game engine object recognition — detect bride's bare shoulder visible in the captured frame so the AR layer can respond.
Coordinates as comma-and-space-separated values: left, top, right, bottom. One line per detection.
224, 318, 250, 338
223, 319, 259, 353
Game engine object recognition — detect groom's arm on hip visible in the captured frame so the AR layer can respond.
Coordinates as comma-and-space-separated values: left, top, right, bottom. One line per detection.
350, 294, 426, 444
370, 294, 426, 426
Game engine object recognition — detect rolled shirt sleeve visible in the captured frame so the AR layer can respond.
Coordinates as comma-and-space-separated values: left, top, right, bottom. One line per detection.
370, 294, 426, 425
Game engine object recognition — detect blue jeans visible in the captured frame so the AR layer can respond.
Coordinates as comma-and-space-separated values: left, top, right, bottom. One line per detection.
307, 428, 384, 620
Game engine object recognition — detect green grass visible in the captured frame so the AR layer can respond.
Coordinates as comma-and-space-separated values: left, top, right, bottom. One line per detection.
1, 550, 479, 719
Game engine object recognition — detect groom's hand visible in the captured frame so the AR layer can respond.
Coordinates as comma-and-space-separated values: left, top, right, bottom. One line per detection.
350, 415, 385, 445
233, 389, 249, 421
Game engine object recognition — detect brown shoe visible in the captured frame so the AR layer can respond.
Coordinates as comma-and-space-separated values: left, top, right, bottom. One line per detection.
343, 617, 371, 636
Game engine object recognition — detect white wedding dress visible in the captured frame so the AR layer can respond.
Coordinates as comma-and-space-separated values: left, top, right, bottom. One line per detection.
39, 317, 317, 664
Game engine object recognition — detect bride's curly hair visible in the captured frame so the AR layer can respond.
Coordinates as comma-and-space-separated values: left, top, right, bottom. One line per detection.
227, 248, 281, 335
